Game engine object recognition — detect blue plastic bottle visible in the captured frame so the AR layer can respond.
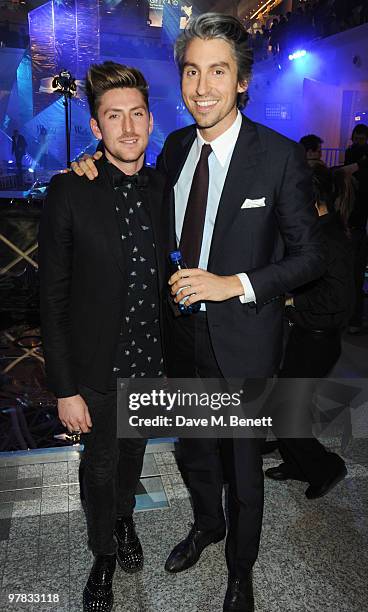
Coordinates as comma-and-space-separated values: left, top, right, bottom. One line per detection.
169, 250, 200, 314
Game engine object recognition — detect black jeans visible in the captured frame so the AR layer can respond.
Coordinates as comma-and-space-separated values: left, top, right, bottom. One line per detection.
79, 384, 146, 555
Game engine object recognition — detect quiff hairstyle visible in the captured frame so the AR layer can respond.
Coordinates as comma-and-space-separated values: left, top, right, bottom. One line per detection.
174, 13, 253, 109
85, 61, 149, 120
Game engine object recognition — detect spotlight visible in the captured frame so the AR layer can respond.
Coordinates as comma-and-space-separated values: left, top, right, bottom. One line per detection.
28, 168, 35, 173
288, 50, 307, 61
52, 69, 77, 96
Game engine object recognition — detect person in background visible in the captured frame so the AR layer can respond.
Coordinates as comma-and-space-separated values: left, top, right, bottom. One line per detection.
344, 123, 368, 333
39, 126, 49, 170
299, 134, 325, 167
345, 123, 368, 161
261, 24, 270, 58
11, 129, 27, 185
265, 163, 353, 498
333, 166, 356, 233
269, 17, 280, 55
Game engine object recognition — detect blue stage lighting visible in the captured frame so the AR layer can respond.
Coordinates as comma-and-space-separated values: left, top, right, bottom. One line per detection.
28, 168, 35, 173
288, 50, 307, 61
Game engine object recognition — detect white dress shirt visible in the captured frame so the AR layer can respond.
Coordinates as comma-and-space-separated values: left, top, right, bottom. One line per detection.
174, 110, 256, 307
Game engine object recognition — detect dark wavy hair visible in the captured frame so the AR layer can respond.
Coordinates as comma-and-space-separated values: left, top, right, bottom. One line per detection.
333, 168, 355, 234
174, 13, 253, 109
312, 164, 334, 210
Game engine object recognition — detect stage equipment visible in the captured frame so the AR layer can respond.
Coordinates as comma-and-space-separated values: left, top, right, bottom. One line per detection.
51, 69, 77, 168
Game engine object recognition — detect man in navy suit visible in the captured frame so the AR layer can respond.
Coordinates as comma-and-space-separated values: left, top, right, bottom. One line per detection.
71, 14, 325, 611
156, 14, 325, 612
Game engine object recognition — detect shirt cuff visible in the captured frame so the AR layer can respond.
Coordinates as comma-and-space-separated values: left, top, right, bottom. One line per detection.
236, 273, 256, 304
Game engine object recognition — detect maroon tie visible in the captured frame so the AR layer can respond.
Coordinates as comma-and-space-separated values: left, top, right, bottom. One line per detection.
179, 143, 212, 268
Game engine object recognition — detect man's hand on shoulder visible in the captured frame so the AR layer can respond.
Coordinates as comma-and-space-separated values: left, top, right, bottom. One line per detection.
57, 394, 92, 433
169, 269, 244, 306
70, 151, 103, 180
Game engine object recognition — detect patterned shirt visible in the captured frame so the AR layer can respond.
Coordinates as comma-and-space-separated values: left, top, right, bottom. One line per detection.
104, 159, 163, 380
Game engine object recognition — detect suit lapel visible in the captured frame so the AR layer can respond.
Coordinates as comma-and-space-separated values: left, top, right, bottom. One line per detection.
167, 128, 196, 252
93, 159, 126, 277
169, 128, 196, 188
143, 168, 167, 286
208, 115, 266, 269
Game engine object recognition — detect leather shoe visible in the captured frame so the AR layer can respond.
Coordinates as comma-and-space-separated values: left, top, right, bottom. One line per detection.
114, 516, 143, 573
223, 574, 254, 611
305, 461, 347, 499
165, 523, 225, 573
265, 463, 306, 482
83, 554, 116, 612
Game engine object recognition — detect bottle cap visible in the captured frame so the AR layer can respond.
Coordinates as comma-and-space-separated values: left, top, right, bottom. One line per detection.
170, 250, 182, 263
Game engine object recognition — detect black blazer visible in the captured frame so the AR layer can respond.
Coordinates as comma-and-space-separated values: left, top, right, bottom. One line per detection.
39, 159, 167, 396
157, 114, 326, 378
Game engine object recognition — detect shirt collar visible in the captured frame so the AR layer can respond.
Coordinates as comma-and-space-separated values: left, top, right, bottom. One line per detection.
103, 157, 146, 184
195, 110, 242, 168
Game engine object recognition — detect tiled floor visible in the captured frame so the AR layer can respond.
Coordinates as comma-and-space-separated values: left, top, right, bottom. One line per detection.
1, 317, 368, 611
0, 438, 367, 612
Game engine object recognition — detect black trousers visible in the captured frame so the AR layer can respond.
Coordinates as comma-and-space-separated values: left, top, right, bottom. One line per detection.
79, 384, 146, 555
166, 312, 264, 577
274, 325, 343, 486
349, 228, 368, 327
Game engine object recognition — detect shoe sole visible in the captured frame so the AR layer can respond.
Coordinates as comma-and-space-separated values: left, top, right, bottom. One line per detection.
265, 469, 307, 482
305, 466, 348, 499
265, 473, 290, 481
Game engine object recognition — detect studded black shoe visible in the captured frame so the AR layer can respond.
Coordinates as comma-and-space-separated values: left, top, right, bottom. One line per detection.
83, 554, 116, 612
114, 516, 143, 573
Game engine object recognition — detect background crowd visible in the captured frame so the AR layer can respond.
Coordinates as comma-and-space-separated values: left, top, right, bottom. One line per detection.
249, 0, 368, 61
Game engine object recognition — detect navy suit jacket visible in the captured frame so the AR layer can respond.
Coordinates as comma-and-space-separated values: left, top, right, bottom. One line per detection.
156, 114, 326, 378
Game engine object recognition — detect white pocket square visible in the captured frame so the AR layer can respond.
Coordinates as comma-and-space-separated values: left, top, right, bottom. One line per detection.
241, 197, 266, 209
